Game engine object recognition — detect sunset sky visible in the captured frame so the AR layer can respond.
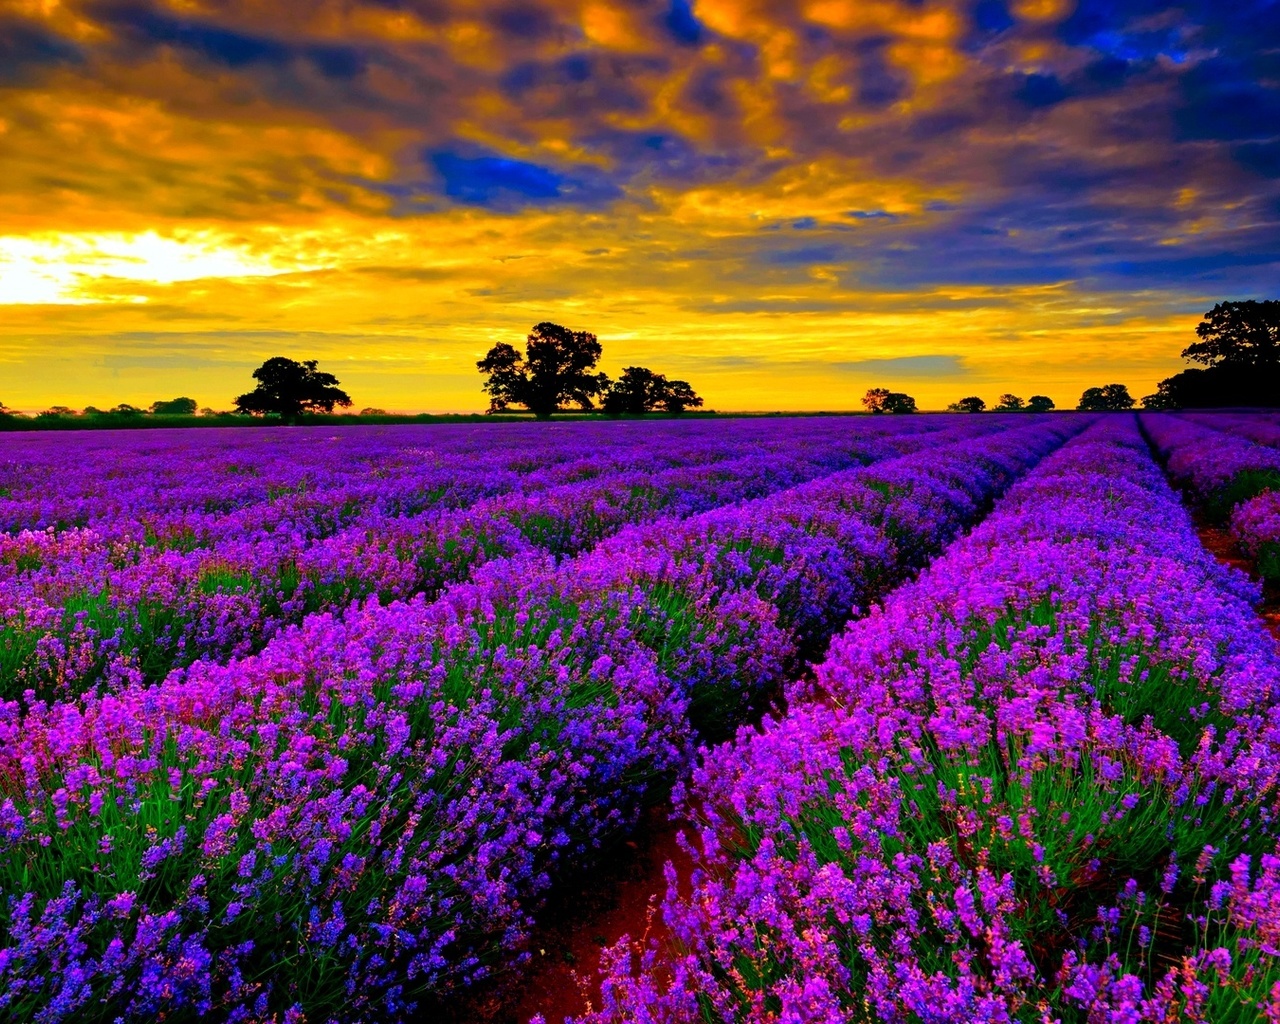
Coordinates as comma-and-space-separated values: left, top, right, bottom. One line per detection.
1, 0, 1277, 412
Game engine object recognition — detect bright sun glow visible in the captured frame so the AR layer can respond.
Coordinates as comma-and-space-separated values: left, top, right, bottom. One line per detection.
0, 231, 326, 305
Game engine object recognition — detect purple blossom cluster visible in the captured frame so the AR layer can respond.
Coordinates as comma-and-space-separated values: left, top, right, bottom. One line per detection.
1232, 492, 1280, 581
0, 418, 964, 703
1182, 413, 1280, 451
0, 416, 1073, 1021
581, 418, 1280, 1024
1142, 413, 1280, 581
1142, 413, 1280, 519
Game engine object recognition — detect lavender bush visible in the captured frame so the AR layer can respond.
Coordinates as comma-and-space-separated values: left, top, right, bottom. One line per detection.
1143, 413, 1280, 582
0, 416, 1073, 1021
1143, 413, 1280, 521
0, 418, 971, 703
582, 418, 1280, 1023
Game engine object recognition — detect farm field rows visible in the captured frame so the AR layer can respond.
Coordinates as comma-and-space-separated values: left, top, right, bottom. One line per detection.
1, 414, 1279, 1023
0, 417, 984, 701
578, 416, 1280, 1023
1144, 414, 1280, 584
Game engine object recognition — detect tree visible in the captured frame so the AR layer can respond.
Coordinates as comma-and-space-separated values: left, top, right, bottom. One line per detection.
1184, 300, 1280, 369
477, 323, 609, 419
1145, 300, 1280, 409
602, 367, 704, 415
150, 397, 198, 415
1077, 383, 1134, 411
1026, 395, 1056, 412
234, 357, 352, 418
995, 394, 1024, 411
949, 396, 986, 413
863, 388, 916, 414
862, 388, 891, 413
659, 379, 703, 414
604, 366, 665, 415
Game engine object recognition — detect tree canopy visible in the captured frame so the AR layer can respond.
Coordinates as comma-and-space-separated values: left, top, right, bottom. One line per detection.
150, 397, 198, 415
653, 377, 703, 414
1144, 300, 1280, 409
949, 396, 986, 413
995, 394, 1024, 411
1026, 395, 1055, 412
1078, 383, 1134, 411
1184, 300, 1280, 369
234, 358, 352, 418
477, 322, 609, 419
601, 366, 702, 415
862, 388, 917, 414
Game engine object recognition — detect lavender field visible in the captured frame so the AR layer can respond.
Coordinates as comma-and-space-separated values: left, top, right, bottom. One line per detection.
3, 414, 1280, 1023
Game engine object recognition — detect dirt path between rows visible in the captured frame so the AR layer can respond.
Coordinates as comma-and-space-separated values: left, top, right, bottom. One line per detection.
439, 801, 693, 1024
450, 440, 1079, 1023
512, 804, 692, 1023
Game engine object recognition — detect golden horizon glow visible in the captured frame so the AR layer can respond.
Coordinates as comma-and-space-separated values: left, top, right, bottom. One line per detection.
0, 1, 1274, 413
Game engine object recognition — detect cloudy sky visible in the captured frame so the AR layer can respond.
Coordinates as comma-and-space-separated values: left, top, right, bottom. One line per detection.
1, 0, 1277, 412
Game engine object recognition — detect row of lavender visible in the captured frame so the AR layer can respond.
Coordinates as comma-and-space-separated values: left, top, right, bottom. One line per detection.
579, 418, 1280, 1024
0, 419, 1078, 1022
1180, 412, 1280, 451
1142, 413, 1280, 581
0, 418, 976, 701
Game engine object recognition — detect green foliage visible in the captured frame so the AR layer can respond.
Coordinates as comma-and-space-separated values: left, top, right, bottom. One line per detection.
1257, 541, 1280, 581
149, 397, 198, 415
234, 357, 353, 418
862, 388, 918, 414
603, 367, 704, 415
477, 323, 609, 419
1078, 384, 1135, 411
1206, 469, 1280, 523
1185, 300, 1280, 369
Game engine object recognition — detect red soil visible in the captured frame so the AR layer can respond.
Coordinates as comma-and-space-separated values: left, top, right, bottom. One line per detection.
513, 803, 691, 1023
441, 802, 693, 1024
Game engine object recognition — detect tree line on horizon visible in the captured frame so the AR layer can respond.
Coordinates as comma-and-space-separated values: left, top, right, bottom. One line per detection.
862, 385, 1136, 414
4, 300, 1275, 424
860, 300, 1279, 415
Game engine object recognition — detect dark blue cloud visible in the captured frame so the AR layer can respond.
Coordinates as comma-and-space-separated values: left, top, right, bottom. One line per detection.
498, 52, 656, 117
426, 147, 621, 210
764, 245, 851, 266
1080, 55, 1133, 89
1236, 141, 1280, 179
1015, 73, 1069, 108
577, 128, 744, 187
684, 67, 729, 112
308, 45, 367, 80
972, 0, 1015, 35
1058, 0, 1176, 49
1176, 60, 1280, 141
102, 4, 368, 79
664, 1, 704, 47
489, 5, 557, 39
0, 20, 82, 83
856, 40, 908, 107
105, 5, 291, 67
